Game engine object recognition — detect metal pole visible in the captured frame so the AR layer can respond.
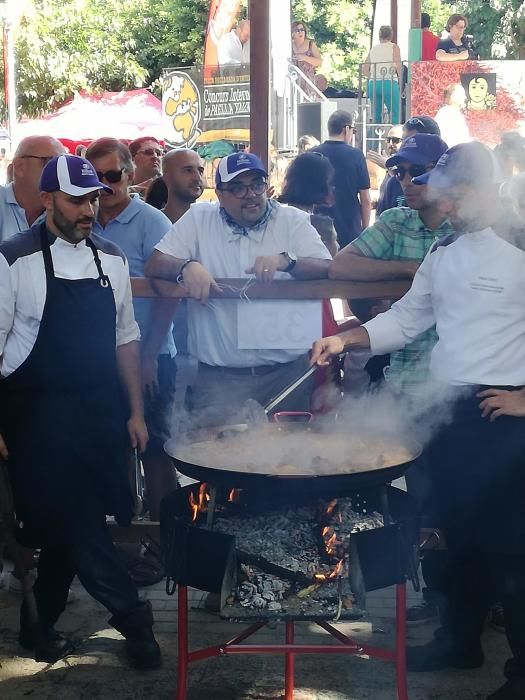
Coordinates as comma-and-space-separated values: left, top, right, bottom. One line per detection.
248, 0, 270, 170
5, 21, 16, 145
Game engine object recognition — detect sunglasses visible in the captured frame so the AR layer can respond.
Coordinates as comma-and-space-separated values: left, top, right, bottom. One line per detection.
293, 27, 305, 32
96, 168, 124, 183
392, 164, 429, 180
136, 148, 162, 157
405, 117, 426, 128
386, 137, 402, 144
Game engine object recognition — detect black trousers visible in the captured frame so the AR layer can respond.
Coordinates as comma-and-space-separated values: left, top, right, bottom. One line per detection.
30, 512, 141, 629
427, 390, 525, 676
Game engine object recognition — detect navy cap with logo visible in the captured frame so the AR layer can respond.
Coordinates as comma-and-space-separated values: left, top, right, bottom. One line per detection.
215, 152, 268, 187
412, 141, 503, 188
385, 134, 449, 169
40, 155, 112, 195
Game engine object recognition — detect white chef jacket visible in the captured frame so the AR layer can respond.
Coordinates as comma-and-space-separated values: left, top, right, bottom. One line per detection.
0, 226, 140, 377
155, 202, 331, 367
364, 227, 525, 386
217, 31, 250, 65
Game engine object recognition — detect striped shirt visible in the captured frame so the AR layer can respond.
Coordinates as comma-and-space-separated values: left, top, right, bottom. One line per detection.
352, 206, 455, 393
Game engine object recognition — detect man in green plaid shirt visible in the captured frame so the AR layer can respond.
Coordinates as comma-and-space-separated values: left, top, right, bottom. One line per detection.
330, 134, 453, 396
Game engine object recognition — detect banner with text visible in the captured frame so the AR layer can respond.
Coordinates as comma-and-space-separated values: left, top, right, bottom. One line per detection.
162, 65, 250, 147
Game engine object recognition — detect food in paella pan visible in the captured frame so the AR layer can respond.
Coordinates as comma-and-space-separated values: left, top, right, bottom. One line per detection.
175, 426, 414, 476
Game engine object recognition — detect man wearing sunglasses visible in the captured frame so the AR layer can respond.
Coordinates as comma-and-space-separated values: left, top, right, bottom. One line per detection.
145, 152, 331, 427
129, 137, 162, 193
0, 136, 66, 242
85, 138, 178, 524
329, 134, 451, 623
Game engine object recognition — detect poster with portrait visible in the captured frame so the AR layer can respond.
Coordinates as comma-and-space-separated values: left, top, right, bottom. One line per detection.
410, 61, 525, 146
460, 73, 497, 111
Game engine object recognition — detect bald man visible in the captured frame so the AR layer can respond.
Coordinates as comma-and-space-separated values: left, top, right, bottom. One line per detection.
162, 149, 205, 224
0, 136, 66, 242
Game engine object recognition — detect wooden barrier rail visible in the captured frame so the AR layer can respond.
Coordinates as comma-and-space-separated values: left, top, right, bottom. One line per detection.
131, 278, 411, 301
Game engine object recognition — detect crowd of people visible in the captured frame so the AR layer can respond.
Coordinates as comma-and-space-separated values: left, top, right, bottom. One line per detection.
1, 97, 525, 700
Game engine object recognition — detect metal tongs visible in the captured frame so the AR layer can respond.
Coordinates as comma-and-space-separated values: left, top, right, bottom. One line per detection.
217, 364, 318, 438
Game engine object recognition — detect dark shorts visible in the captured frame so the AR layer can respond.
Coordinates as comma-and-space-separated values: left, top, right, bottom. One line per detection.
144, 354, 177, 451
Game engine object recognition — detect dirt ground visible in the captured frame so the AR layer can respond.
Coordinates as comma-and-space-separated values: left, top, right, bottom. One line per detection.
0, 576, 512, 700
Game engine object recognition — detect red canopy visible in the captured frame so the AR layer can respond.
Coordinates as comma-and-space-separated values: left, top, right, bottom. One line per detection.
16, 89, 166, 146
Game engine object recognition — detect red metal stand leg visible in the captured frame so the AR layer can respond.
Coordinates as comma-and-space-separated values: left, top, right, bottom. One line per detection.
395, 583, 408, 700
176, 585, 189, 700
284, 621, 295, 700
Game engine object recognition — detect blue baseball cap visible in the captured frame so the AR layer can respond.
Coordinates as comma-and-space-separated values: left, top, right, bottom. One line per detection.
413, 141, 503, 187
40, 155, 112, 195
385, 134, 449, 169
216, 152, 267, 187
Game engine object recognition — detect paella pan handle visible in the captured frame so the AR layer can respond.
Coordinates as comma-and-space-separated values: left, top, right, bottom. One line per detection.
272, 411, 313, 423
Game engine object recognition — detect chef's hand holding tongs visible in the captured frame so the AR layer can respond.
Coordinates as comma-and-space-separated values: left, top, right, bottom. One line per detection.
310, 326, 371, 366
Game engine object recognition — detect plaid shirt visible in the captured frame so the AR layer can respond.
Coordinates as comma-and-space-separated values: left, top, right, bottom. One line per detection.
352, 207, 455, 394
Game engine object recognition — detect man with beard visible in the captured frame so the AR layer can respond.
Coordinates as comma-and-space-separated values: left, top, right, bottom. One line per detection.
85, 138, 177, 522
0, 155, 161, 668
371, 124, 404, 214
145, 152, 331, 427
312, 142, 525, 700
329, 133, 451, 623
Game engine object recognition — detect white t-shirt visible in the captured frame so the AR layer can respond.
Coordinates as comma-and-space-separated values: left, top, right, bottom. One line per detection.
155, 202, 331, 367
364, 227, 525, 386
0, 226, 139, 377
217, 31, 250, 65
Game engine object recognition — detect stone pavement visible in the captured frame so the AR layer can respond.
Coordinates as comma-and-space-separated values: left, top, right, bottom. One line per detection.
0, 573, 512, 700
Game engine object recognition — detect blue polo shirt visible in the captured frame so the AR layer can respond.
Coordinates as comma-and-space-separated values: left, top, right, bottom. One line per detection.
0, 183, 45, 242
93, 195, 176, 357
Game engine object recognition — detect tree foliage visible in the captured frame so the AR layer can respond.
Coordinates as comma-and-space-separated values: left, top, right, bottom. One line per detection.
2, 0, 208, 117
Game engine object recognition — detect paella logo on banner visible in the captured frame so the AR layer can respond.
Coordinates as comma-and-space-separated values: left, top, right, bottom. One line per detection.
163, 66, 250, 147
410, 60, 525, 147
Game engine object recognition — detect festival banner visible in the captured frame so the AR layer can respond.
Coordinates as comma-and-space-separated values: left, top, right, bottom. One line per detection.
410, 60, 525, 147
162, 65, 250, 147
203, 0, 243, 79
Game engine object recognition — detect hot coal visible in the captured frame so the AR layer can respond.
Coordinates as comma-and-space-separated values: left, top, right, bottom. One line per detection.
214, 498, 383, 613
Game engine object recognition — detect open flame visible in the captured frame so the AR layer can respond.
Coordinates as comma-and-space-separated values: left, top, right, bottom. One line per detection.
189, 483, 210, 522
314, 558, 344, 581
315, 499, 345, 581
227, 488, 242, 503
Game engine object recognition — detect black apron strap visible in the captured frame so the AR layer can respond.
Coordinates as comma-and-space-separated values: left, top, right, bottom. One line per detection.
39, 223, 55, 278
85, 238, 111, 288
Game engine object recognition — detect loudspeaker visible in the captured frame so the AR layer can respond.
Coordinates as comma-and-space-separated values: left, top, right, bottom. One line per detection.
297, 101, 337, 143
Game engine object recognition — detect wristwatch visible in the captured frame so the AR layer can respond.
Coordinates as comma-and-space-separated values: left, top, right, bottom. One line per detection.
280, 251, 297, 273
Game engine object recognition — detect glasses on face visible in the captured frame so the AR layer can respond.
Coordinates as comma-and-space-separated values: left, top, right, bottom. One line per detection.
387, 137, 402, 144
220, 178, 267, 199
136, 148, 162, 157
21, 155, 55, 166
293, 27, 305, 33
96, 169, 124, 183
392, 164, 430, 180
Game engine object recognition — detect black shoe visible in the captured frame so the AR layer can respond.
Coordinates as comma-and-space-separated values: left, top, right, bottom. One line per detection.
406, 598, 439, 625
407, 636, 484, 672
487, 677, 525, 699
19, 626, 75, 663
125, 627, 162, 670
109, 601, 162, 670
488, 602, 506, 634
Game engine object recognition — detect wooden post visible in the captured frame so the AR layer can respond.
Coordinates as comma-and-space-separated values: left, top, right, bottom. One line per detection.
248, 0, 270, 171
390, 0, 398, 43
411, 0, 421, 28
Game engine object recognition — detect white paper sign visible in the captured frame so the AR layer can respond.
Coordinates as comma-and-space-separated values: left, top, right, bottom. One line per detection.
237, 300, 322, 350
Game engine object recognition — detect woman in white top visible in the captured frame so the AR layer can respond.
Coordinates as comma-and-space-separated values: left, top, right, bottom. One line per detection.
363, 25, 402, 125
